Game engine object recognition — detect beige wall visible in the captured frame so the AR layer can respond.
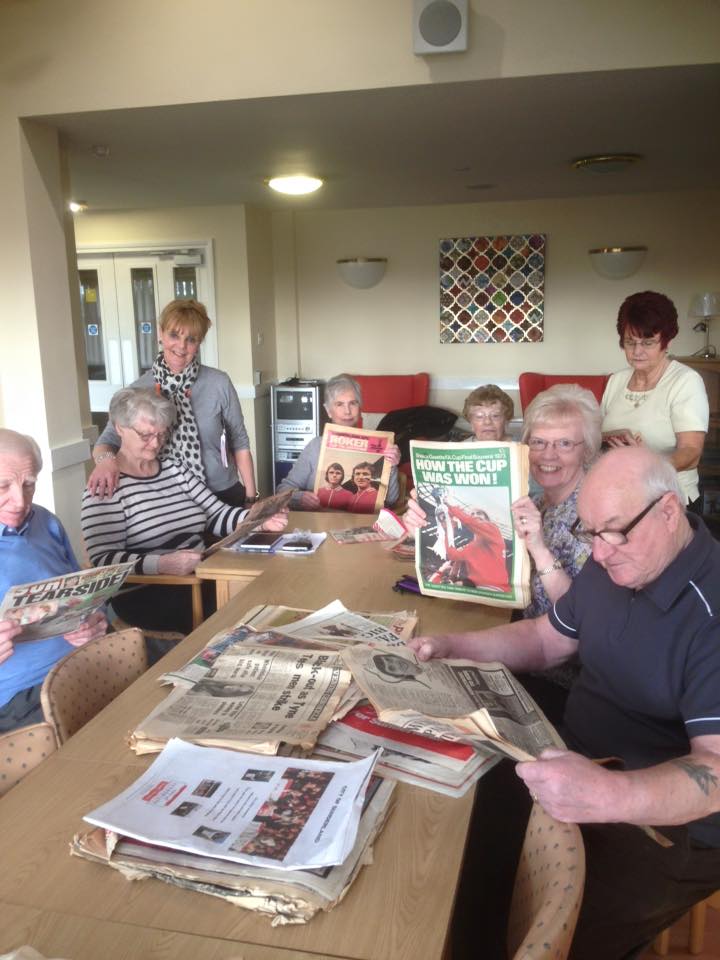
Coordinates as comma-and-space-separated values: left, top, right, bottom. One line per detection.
291, 188, 720, 416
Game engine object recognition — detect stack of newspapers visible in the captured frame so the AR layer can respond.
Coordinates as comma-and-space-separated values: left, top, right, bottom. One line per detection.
72, 739, 395, 925
130, 601, 418, 756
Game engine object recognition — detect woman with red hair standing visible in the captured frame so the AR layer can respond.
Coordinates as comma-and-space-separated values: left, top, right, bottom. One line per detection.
601, 290, 708, 509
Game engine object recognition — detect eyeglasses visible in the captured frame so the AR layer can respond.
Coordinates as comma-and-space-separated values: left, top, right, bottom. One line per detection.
129, 426, 168, 444
470, 411, 505, 423
527, 437, 584, 452
571, 495, 665, 545
622, 336, 661, 350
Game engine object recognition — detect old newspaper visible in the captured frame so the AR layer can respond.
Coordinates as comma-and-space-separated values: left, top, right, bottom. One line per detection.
342, 644, 564, 762
314, 424, 394, 513
0, 561, 133, 641
410, 439, 531, 609
132, 644, 353, 754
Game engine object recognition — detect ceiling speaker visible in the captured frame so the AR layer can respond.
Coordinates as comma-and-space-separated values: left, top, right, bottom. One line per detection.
413, 0, 468, 54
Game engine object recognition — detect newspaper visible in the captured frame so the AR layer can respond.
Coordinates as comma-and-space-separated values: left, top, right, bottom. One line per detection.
410, 439, 531, 609
132, 645, 353, 754
342, 644, 564, 762
72, 775, 395, 924
331, 526, 394, 545
0, 561, 134, 642
241, 602, 418, 646
203, 489, 293, 558
314, 424, 394, 513
276, 600, 410, 648
84, 738, 378, 872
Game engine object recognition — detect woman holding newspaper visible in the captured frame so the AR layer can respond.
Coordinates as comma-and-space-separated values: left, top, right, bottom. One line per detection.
278, 374, 401, 510
82, 387, 287, 645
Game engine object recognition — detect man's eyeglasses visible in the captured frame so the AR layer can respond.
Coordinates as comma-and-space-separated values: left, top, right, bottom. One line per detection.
527, 437, 584, 452
129, 426, 168, 444
571, 495, 665, 545
622, 336, 661, 350
470, 411, 504, 423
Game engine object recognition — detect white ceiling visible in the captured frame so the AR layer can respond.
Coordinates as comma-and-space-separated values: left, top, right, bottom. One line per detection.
37, 63, 720, 212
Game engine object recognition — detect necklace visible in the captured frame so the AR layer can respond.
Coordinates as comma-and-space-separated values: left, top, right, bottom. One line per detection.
624, 389, 649, 409
625, 357, 670, 407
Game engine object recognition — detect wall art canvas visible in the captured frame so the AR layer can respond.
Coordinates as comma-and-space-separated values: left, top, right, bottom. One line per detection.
439, 234, 546, 343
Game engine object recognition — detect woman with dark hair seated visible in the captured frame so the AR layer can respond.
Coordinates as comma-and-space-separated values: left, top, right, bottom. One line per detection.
601, 290, 708, 511
82, 387, 287, 648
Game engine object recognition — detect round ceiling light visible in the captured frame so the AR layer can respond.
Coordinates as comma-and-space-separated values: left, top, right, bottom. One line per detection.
572, 154, 643, 174
267, 175, 323, 196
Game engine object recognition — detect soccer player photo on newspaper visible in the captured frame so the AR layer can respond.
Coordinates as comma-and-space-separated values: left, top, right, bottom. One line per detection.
314, 424, 395, 513
409, 440, 531, 609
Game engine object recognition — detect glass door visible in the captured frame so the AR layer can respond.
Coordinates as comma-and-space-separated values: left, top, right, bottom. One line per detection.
78, 255, 123, 412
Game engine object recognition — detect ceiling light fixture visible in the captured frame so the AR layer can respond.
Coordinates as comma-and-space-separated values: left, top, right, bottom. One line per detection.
68, 200, 89, 214
267, 175, 323, 196
572, 154, 643, 174
588, 246, 647, 279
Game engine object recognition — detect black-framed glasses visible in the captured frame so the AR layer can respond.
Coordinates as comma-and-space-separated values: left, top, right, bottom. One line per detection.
571, 495, 665, 546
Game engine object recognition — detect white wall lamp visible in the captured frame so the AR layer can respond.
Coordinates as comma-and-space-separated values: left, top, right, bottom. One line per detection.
336, 257, 388, 289
588, 246, 647, 280
689, 291, 720, 358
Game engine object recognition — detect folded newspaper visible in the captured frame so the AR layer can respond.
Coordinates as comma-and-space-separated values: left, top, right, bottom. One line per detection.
341, 644, 564, 762
0, 561, 134, 642
84, 739, 378, 871
131, 645, 353, 755
72, 769, 395, 925
314, 424, 394, 513
240, 601, 418, 646
410, 439, 531, 609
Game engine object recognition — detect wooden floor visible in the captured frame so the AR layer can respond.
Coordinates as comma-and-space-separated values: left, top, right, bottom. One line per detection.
641, 906, 720, 959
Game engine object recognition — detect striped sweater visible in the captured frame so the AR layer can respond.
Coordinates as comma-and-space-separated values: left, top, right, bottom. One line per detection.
81, 460, 247, 574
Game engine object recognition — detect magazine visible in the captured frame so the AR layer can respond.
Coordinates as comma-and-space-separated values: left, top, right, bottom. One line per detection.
0, 561, 134, 641
342, 644, 564, 762
84, 738, 378, 872
314, 424, 394, 513
203, 489, 293, 558
409, 439, 531, 609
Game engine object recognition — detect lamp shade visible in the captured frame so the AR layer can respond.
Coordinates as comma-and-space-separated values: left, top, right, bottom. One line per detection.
689, 291, 720, 320
588, 246, 647, 280
336, 258, 387, 289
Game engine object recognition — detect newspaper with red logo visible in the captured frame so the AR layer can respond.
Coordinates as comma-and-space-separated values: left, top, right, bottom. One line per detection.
314, 424, 394, 514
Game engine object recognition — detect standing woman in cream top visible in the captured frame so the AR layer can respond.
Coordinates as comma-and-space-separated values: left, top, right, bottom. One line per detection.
601, 291, 708, 509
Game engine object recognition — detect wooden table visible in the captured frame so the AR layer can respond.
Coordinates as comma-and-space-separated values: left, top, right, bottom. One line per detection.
0, 520, 509, 960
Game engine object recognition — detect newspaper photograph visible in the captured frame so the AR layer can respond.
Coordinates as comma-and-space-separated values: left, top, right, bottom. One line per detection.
134, 644, 353, 754
314, 424, 394, 513
276, 600, 412, 648
342, 644, 563, 762
203, 488, 293, 558
84, 738, 378, 872
0, 561, 134, 642
410, 439, 531, 609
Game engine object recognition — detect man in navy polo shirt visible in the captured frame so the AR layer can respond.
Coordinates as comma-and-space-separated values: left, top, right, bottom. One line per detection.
0, 429, 108, 732
411, 446, 720, 959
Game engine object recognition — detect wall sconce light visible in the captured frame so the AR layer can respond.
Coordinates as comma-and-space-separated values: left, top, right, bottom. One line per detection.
588, 246, 647, 280
689, 291, 720, 358
336, 257, 387, 289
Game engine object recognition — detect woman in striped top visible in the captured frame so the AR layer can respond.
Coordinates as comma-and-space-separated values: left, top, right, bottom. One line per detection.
82, 387, 287, 642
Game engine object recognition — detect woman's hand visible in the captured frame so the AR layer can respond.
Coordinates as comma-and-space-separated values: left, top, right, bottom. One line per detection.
299, 491, 321, 510
604, 432, 642, 449
157, 550, 203, 576
384, 443, 401, 467
64, 610, 108, 648
261, 510, 289, 532
402, 489, 427, 533
87, 455, 120, 498
0, 620, 22, 666
511, 496, 545, 555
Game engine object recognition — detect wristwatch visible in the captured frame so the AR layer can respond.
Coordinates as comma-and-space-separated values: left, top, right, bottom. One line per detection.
537, 558, 562, 577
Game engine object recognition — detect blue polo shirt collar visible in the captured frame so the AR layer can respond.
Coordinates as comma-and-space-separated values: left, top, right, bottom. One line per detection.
641, 513, 714, 613
0, 507, 35, 537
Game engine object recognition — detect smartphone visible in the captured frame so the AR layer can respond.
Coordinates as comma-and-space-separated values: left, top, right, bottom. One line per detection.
282, 538, 313, 553
240, 531, 284, 551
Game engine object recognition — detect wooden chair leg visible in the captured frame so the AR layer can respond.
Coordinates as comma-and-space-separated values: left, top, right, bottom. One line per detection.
190, 582, 204, 630
689, 899, 707, 955
653, 928, 670, 955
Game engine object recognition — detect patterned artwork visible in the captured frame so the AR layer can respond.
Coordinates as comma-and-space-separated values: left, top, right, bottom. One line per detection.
439, 234, 546, 343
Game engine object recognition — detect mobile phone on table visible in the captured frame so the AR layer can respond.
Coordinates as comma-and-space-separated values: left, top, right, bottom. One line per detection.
239, 531, 284, 551
282, 538, 314, 552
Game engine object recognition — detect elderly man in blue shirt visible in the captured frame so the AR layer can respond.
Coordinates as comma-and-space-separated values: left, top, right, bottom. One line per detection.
0, 429, 108, 732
